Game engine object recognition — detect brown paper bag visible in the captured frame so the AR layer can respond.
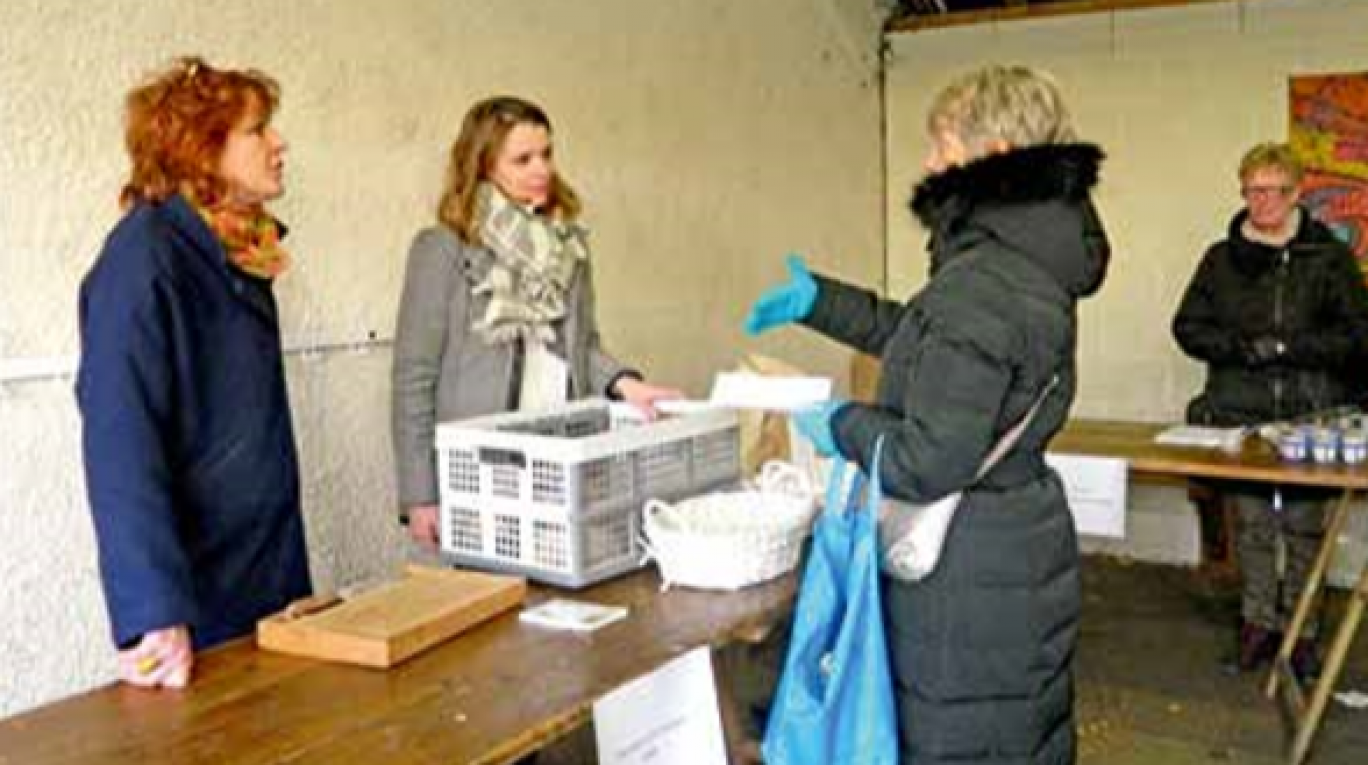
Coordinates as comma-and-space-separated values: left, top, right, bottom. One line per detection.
734, 355, 808, 477
850, 352, 882, 403
734, 353, 883, 477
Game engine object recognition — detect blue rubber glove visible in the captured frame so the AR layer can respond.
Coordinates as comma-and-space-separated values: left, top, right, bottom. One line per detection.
792, 400, 847, 458
743, 254, 818, 336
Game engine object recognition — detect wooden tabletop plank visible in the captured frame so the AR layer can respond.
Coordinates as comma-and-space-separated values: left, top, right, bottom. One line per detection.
0, 569, 795, 765
1052, 419, 1368, 489
15, 417, 1364, 764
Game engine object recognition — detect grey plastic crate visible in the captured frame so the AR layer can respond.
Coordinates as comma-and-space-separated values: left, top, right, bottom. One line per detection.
436, 399, 740, 588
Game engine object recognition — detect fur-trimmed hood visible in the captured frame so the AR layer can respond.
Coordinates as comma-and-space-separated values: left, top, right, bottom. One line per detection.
910, 143, 1110, 298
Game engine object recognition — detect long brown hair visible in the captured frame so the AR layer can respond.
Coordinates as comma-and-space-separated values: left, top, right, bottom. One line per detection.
120, 56, 279, 209
437, 96, 581, 245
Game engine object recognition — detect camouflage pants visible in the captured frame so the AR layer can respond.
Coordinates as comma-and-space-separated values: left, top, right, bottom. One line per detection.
1232, 491, 1326, 638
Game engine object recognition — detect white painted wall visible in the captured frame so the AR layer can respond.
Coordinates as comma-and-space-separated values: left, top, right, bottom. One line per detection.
0, 0, 886, 715
884, 0, 1368, 570
885, 0, 1368, 421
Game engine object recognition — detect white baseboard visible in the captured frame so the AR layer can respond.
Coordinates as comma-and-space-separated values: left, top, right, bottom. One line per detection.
1078, 485, 1368, 591
1080, 484, 1201, 566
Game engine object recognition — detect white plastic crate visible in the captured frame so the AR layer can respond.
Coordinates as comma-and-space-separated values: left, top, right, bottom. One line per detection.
436, 399, 740, 588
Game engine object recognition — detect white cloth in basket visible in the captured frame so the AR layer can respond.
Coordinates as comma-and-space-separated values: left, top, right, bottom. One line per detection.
642, 461, 817, 591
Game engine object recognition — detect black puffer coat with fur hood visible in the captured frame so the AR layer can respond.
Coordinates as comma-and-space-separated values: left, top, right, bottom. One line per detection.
802, 143, 1109, 765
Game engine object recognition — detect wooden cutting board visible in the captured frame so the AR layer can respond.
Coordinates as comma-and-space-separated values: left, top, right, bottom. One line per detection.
257, 565, 526, 668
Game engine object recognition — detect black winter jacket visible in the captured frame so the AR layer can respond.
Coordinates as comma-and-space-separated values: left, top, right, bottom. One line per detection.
803, 144, 1109, 765
1173, 209, 1368, 426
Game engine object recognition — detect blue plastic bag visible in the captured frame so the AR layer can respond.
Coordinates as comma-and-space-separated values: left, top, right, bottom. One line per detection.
762, 441, 899, 765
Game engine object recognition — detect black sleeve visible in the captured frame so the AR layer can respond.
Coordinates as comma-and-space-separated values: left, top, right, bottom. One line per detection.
1172, 245, 1244, 365
831, 320, 1010, 504
801, 273, 908, 357
1285, 245, 1368, 367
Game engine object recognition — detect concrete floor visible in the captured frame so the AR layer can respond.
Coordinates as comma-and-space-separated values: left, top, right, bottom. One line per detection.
540, 556, 1368, 764
1075, 557, 1368, 765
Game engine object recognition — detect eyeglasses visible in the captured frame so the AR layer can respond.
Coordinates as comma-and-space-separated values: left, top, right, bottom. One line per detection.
1241, 184, 1296, 199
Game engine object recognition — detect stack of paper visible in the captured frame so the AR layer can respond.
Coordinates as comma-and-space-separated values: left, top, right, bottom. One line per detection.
708, 372, 832, 412
1154, 425, 1243, 449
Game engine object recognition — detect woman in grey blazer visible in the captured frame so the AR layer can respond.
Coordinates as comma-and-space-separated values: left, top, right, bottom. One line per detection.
392, 96, 678, 549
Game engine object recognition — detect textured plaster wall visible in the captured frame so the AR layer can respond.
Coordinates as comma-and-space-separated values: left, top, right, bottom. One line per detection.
0, 0, 885, 715
884, 0, 1368, 569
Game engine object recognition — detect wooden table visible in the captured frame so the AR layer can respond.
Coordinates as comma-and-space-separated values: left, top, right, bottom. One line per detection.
0, 568, 795, 765
1053, 419, 1368, 765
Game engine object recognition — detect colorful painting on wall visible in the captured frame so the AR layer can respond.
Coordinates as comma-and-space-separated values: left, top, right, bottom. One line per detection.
1290, 72, 1368, 267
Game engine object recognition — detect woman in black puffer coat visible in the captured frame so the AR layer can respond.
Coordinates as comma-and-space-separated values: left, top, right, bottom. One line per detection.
747, 65, 1109, 764
1172, 142, 1368, 678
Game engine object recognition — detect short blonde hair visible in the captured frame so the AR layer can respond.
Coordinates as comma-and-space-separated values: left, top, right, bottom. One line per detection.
1239, 142, 1304, 184
927, 65, 1074, 153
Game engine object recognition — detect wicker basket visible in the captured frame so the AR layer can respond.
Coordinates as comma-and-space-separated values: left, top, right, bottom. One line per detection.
641, 461, 817, 591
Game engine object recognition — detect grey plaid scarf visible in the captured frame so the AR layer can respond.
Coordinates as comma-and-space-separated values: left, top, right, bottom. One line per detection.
472, 183, 588, 346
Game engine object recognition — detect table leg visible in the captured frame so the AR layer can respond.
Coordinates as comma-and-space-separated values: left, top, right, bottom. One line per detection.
1266, 489, 1353, 700
1287, 569, 1368, 765
1263, 488, 1368, 765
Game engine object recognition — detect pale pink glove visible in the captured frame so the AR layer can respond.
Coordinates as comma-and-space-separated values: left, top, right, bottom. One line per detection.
613, 378, 684, 421
118, 625, 193, 688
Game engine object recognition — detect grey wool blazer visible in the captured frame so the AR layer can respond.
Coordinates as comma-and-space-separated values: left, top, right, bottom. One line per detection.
390, 225, 633, 510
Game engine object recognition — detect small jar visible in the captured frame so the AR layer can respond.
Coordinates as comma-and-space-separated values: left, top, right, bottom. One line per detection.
1311, 427, 1340, 464
1341, 430, 1368, 464
1277, 429, 1309, 461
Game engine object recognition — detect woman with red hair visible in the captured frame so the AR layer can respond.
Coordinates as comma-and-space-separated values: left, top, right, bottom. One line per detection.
77, 56, 310, 688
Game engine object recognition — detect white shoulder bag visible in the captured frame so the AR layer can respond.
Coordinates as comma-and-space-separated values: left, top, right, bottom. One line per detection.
878, 376, 1059, 582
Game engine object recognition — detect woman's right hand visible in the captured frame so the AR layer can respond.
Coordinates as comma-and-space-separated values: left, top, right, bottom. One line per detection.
406, 504, 441, 551
118, 625, 193, 688
743, 254, 818, 336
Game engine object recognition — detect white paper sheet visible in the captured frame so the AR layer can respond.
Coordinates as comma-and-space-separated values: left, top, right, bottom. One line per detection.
1154, 425, 1244, 449
1045, 453, 1128, 539
594, 647, 727, 765
1334, 690, 1368, 709
708, 372, 832, 412
518, 598, 627, 632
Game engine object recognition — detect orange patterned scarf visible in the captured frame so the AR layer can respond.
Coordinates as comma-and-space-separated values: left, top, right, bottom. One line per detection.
191, 200, 290, 279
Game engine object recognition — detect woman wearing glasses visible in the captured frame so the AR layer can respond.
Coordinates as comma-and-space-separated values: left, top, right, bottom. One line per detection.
1173, 142, 1368, 681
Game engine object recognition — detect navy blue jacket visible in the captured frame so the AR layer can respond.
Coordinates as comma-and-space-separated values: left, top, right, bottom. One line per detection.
77, 194, 311, 651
